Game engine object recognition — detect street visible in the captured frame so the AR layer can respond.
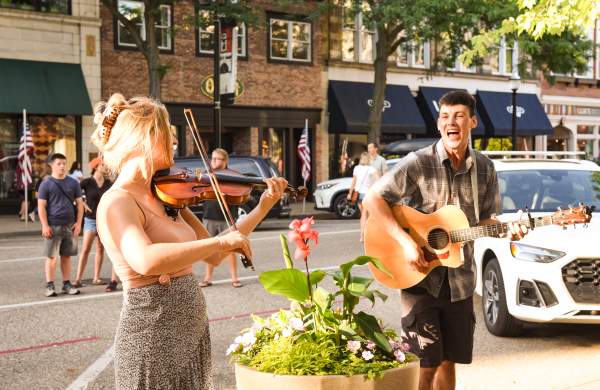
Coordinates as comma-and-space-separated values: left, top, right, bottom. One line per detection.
1, 218, 599, 390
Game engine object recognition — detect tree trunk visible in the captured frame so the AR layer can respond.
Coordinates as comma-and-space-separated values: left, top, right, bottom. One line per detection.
368, 27, 389, 145
144, 0, 162, 100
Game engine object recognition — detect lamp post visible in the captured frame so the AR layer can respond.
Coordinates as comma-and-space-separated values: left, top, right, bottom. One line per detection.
509, 73, 521, 151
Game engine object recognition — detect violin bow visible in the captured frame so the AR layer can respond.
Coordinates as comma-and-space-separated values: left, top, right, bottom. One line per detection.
183, 108, 254, 270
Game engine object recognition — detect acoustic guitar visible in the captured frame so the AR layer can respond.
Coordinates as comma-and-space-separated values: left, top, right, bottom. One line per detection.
364, 204, 593, 289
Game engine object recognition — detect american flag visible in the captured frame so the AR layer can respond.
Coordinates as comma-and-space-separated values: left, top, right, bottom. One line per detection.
17, 114, 34, 189
297, 119, 311, 183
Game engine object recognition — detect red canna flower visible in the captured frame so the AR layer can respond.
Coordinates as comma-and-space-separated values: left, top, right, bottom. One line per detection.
288, 217, 319, 260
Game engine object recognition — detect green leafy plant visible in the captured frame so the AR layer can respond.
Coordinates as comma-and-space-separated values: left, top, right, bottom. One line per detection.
228, 217, 418, 379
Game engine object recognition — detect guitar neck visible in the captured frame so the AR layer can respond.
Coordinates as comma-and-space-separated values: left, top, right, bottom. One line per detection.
450, 215, 554, 243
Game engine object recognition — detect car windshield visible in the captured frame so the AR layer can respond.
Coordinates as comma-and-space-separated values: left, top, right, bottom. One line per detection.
498, 169, 600, 213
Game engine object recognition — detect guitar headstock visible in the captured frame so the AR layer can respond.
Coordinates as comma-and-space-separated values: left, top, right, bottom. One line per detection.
551, 204, 595, 226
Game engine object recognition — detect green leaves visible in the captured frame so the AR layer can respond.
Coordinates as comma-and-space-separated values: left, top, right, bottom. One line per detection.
280, 234, 294, 269
259, 269, 310, 302
259, 269, 326, 302
340, 255, 391, 281
354, 311, 393, 355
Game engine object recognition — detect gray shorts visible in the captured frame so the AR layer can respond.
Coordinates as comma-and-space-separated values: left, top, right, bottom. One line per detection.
43, 224, 78, 258
203, 219, 229, 237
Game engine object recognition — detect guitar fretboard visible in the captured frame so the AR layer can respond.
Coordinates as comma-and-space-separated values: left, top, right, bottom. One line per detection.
449, 215, 555, 243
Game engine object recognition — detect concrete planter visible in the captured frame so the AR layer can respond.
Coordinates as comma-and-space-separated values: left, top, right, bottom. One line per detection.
234, 361, 420, 390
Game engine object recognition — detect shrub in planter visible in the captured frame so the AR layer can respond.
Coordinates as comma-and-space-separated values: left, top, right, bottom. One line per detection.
228, 217, 419, 384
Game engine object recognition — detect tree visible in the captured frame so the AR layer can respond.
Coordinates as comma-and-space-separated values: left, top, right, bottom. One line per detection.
341, 0, 594, 144
101, 0, 255, 99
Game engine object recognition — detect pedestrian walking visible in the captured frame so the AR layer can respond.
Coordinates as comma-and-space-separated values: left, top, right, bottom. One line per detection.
368, 142, 387, 178
199, 148, 242, 288
92, 93, 287, 389
347, 152, 378, 242
37, 153, 84, 297
73, 157, 119, 292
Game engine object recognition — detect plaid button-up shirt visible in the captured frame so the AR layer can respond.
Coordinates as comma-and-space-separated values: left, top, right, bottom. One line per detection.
372, 140, 501, 302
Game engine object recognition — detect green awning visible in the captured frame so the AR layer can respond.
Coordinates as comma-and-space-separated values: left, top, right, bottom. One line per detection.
0, 58, 92, 115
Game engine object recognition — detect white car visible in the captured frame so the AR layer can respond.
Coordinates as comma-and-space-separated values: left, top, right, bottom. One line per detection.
313, 158, 400, 219
474, 156, 600, 336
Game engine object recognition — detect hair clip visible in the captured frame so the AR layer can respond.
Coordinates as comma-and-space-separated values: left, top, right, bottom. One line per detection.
99, 105, 123, 144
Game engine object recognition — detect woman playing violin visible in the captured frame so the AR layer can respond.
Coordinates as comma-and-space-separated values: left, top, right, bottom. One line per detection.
92, 93, 288, 390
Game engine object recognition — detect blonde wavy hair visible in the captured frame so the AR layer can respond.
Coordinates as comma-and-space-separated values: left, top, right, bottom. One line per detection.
91, 93, 173, 179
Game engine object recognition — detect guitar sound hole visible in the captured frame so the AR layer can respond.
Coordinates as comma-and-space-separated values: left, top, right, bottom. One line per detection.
428, 228, 449, 250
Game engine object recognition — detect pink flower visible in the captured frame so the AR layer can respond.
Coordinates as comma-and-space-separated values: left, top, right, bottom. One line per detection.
347, 340, 361, 353
287, 217, 319, 260
394, 350, 406, 362
365, 341, 376, 351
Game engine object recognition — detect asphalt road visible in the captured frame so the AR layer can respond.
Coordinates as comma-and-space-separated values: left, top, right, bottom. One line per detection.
1, 218, 599, 390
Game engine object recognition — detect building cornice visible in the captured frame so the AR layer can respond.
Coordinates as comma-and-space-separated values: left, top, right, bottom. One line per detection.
0, 9, 101, 28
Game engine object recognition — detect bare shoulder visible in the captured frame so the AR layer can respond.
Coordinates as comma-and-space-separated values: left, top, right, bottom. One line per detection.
97, 189, 145, 229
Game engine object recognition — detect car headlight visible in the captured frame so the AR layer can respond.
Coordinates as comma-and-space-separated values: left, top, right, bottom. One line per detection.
316, 183, 337, 190
509, 242, 565, 263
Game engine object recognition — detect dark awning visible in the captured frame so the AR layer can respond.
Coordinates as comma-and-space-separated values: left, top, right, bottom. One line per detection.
476, 90, 552, 136
328, 80, 426, 135
0, 59, 92, 115
416, 86, 486, 136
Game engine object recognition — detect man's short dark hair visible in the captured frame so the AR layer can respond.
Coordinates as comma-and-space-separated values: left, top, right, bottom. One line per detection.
368, 142, 379, 150
49, 153, 67, 162
439, 91, 476, 117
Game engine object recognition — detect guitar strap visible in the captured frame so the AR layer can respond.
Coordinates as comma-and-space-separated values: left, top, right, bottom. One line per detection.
470, 148, 479, 224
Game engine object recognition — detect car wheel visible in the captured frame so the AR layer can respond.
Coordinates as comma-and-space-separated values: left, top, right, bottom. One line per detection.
482, 257, 522, 337
332, 192, 359, 219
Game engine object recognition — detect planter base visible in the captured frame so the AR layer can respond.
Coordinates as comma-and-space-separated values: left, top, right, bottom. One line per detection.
235, 361, 420, 390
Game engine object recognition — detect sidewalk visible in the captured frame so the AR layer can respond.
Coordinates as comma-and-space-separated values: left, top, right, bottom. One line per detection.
0, 215, 41, 238
0, 201, 331, 238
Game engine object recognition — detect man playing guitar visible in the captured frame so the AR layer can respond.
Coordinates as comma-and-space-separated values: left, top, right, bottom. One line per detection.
363, 91, 528, 390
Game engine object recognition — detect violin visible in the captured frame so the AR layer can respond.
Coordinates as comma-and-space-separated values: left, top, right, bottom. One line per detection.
152, 166, 307, 209
150, 108, 306, 270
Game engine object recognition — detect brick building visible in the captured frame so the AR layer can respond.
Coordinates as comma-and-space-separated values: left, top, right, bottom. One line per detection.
542, 20, 600, 159
322, 4, 553, 179
100, 0, 327, 189
0, 0, 100, 214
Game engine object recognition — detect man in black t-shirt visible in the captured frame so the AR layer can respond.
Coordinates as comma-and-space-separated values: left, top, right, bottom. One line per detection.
37, 153, 84, 297
198, 148, 242, 288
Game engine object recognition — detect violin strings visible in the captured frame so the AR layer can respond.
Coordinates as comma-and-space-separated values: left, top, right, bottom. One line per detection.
183, 110, 235, 230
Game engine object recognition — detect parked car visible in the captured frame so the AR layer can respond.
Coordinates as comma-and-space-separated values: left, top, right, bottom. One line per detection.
313, 158, 401, 219
173, 155, 291, 219
473, 154, 600, 336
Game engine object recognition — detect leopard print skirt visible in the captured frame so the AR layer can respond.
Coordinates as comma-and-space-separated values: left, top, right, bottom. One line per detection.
114, 274, 214, 390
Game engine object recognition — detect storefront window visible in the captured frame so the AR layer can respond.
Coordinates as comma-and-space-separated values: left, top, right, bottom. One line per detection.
577, 125, 595, 134
329, 133, 368, 178
577, 139, 594, 159
0, 115, 76, 202
260, 128, 284, 176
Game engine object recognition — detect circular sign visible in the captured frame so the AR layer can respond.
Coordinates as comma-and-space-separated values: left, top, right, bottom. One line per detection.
200, 75, 244, 100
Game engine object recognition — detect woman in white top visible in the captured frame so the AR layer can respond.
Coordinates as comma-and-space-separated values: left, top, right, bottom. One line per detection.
347, 152, 378, 241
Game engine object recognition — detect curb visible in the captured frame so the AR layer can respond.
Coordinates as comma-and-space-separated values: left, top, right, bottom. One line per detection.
0, 230, 41, 239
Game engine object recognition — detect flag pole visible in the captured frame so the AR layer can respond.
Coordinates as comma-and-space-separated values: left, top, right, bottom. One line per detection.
22, 109, 28, 227
302, 118, 308, 215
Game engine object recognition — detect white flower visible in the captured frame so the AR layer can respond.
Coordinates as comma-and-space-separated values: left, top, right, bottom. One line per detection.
361, 350, 374, 361
226, 343, 239, 356
289, 317, 304, 332
347, 340, 361, 353
394, 350, 406, 363
281, 327, 293, 338
365, 341, 376, 351
234, 336, 243, 344
241, 332, 256, 347
251, 322, 264, 334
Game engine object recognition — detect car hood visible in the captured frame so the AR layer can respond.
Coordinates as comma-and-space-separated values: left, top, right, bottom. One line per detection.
316, 177, 352, 187
496, 212, 600, 253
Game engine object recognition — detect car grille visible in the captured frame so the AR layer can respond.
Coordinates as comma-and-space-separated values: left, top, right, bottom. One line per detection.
562, 258, 600, 304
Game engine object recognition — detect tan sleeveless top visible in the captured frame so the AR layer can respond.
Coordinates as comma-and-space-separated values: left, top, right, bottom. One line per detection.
104, 188, 197, 290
